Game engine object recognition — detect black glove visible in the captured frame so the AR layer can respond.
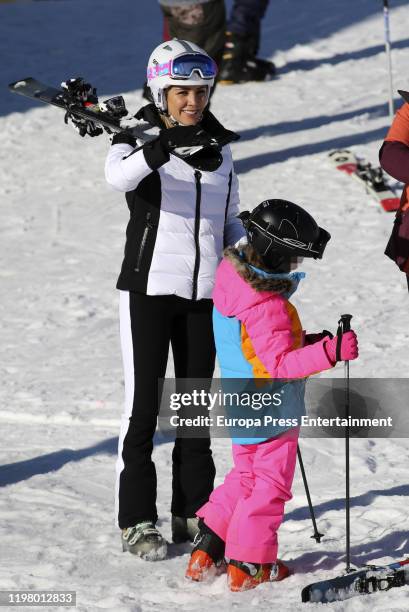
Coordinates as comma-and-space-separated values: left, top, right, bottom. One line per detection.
143, 124, 218, 171
158, 125, 216, 152
111, 132, 137, 147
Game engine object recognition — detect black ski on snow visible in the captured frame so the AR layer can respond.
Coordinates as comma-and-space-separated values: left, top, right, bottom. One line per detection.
328, 149, 400, 212
8, 77, 155, 141
301, 558, 409, 603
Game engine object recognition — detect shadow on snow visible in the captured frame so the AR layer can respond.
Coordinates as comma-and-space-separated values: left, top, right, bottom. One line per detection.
235, 125, 390, 173
290, 529, 409, 574
237, 99, 402, 144
2, 429, 408, 570
286, 483, 409, 572
279, 37, 409, 75
0, 431, 171, 487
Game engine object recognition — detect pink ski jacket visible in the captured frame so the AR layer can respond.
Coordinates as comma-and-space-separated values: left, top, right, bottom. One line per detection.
212, 247, 334, 380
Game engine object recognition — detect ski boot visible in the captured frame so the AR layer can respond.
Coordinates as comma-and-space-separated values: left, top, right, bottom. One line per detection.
218, 32, 276, 85
121, 521, 167, 561
185, 521, 226, 581
171, 515, 200, 544
227, 559, 290, 592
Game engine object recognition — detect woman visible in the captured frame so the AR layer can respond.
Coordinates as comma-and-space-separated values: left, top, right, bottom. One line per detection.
379, 99, 409, 292
105, 39, 245, 560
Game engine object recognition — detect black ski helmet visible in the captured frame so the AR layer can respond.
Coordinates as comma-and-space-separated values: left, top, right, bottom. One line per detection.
238, 199, 331, 269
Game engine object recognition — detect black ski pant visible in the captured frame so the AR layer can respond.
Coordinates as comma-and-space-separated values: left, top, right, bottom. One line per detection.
117, 291, 216, 529
229, 0, 270, 48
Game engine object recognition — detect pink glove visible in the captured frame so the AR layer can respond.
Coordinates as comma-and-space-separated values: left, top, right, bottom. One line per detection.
324, 330, 359, 364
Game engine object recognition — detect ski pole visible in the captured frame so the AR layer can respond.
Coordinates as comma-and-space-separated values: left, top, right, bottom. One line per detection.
337, 313, 353, 572
383, 0, 394, 119
297, 445, 324, 543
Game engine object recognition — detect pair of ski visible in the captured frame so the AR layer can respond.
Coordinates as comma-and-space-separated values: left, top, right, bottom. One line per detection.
8, 77, 207, 162
328, 149, 400, 212
328, 91, 409, 213
8, 77, 154, 141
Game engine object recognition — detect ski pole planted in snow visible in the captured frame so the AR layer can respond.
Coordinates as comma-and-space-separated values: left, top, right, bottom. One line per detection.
301, 316, 409, 602
383, 0, 394, 119
297, 445, 324, 543
336, 314, 354, 573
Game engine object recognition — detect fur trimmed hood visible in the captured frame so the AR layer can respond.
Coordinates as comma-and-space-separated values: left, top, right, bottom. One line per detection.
212, 246, 303, 319
223, 245, 295, 295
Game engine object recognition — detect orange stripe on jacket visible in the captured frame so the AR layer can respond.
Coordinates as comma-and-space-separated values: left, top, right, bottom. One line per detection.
241, 302, 303, 379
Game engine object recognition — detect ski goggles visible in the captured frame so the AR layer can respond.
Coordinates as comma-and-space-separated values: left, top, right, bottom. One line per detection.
147, 53, 218, 82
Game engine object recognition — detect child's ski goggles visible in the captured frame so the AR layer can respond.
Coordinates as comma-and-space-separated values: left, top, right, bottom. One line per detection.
147, 53, 218, 82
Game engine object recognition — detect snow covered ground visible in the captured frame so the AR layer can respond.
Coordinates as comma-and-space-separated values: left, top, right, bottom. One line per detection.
2, 0, 409, 610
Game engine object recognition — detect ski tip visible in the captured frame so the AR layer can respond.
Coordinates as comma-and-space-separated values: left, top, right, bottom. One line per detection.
328, 149, 352, 158
301, 587, 310, 603
337, 162, 357, 175
8, 77, 34, 90
328, 150, 358, 173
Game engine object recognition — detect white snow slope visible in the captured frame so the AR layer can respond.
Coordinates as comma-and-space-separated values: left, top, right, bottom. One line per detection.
1, 0, 409, 610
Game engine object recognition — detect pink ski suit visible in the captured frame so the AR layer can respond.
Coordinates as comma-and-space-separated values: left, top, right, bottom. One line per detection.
197, 246, 334, 563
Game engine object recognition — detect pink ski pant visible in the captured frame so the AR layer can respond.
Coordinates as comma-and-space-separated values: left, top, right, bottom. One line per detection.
197, 428, 299, 563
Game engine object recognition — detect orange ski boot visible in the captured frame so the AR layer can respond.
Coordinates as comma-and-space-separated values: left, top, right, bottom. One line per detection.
227, 559, 290, 592
185, 522, 226, 582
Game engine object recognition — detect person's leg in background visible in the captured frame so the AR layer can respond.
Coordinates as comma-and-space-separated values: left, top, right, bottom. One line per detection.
218, 0, 276, 84
160, 0, 226, 66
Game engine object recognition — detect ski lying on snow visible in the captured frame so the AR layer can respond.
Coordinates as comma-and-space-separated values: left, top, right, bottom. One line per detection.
301, 558, 409, 603
329, 149, 400, 212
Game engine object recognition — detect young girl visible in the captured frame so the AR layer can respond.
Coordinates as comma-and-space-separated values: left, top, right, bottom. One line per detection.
185, 199, 359, 591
